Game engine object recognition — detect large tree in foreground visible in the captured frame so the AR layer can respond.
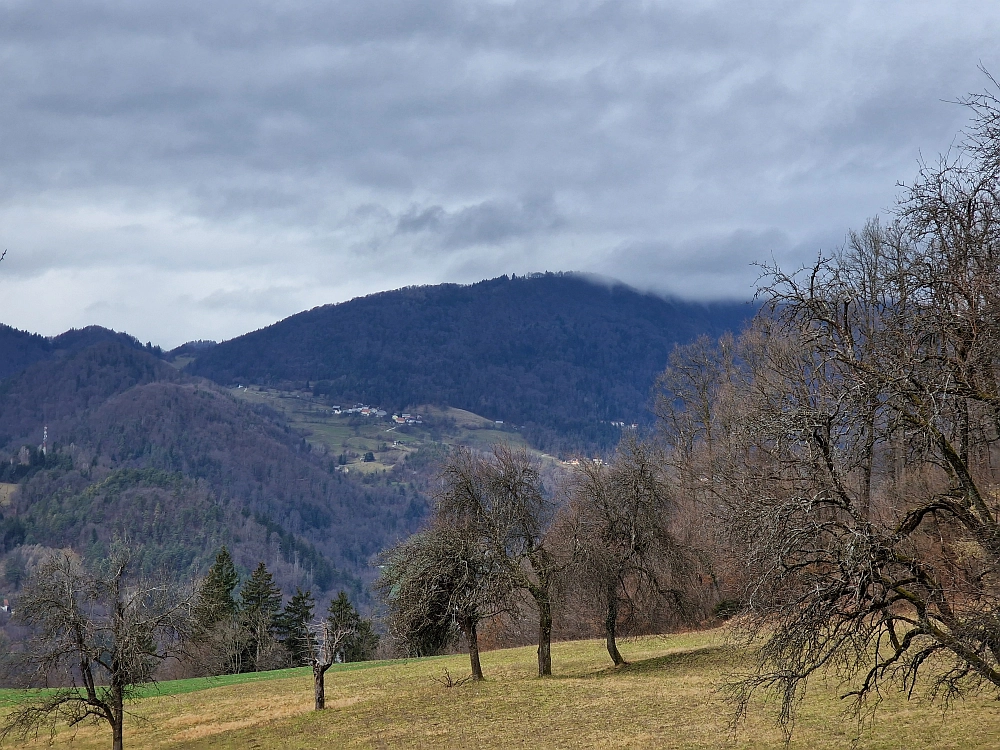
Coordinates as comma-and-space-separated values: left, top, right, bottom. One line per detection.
378, 524, 513, 680
694, 84, 1000, 737
0, 547, 191, 750
565, 434, 689, 666
435, 444, 561, 676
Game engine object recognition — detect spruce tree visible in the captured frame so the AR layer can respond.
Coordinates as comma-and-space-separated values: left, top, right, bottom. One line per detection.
277, 587, 315, 665
239, 562, 283, 671
241, 562, 282, 615
327, 591, 379, 662
194, 546, 239, 631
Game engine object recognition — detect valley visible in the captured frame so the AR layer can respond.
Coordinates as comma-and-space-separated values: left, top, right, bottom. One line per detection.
0, 273, 749, 616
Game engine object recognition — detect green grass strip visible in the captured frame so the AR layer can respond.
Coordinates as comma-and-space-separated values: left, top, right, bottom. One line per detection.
0, 656, 438, 706
141, 658, 411, 698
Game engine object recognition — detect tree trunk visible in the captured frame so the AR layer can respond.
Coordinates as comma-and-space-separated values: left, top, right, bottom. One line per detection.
536, 594, 552, 676
314, 662, 331, 710
461, 617, 485, 681
605, 585, 626, 666
112, 687, 124, 750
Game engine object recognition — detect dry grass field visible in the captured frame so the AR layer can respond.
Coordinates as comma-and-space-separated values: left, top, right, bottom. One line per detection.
3, 629, 999, 749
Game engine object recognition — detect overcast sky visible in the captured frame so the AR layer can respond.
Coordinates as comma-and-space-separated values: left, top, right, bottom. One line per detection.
0, 1, 996, 348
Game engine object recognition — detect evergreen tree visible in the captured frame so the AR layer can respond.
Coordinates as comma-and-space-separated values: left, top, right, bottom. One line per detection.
241, 562, 282, 616
277, 587, 315, 665
239, 562, 284, 671
194, 546, 239, 631
327, 591, 379, 662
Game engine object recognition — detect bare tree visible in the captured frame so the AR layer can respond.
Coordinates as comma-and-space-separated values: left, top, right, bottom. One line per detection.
0, 547, 191, 750
653, 334, 748, 617
655, 333, 738, 467
704, 84, 1000, 737
564, 434, 688, 665
436, 444, 562, 676
309, 617, 354, 710
377, 524, 513, 680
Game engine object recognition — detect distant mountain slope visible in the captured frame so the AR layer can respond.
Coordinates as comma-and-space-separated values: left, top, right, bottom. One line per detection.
188, 273, 753, 452
0, 323, 155, 380
0, 342, 425, 599
0, 325, 51, 380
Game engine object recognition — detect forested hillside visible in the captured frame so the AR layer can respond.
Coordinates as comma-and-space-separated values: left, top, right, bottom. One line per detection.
188, 273, 752, 452
0, 273, 752, 603
0, 323, 158, 380
0, 342, 427, 600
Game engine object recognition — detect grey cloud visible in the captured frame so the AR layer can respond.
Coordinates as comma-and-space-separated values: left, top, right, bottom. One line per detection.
0, 1, 998, 345
396, 195, 563, 248
600, 228, 838, 299
197, 285, 301, 315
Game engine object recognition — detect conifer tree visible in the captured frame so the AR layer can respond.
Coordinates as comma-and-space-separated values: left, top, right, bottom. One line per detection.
194, 546, 239, 631
277, 587, 315, 665
239, 562, 283, 670
241, 562, 282, 616
327, 591, 379, 662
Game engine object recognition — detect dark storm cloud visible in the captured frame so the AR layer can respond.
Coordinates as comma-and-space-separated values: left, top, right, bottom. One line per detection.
0, 1, 997, 345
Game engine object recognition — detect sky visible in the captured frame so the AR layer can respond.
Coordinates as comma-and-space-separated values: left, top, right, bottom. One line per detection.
0, 1, 997, 348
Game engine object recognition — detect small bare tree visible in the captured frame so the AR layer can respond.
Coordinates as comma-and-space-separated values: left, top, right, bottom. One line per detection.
310, 617, 354, 710
0, 547, 192, 750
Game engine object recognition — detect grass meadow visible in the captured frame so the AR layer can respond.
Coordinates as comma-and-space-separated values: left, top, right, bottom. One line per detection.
2, 628, 999, 748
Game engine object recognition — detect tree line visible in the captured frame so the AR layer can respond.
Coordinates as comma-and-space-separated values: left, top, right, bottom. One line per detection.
376, 438, 694, 680
188, 547, 378, 676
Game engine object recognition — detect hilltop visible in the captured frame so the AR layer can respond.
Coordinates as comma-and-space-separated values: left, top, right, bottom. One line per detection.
0, 323, 159, 381
187, 273, 753, 453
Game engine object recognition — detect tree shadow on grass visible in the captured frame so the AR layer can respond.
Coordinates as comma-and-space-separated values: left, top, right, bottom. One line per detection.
570, 645, 735, 680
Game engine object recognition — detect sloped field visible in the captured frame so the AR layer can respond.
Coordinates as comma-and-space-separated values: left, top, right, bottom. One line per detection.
3, 630, 997, 748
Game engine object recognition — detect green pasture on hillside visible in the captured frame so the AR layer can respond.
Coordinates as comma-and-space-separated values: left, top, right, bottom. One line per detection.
229, 388, 535, 473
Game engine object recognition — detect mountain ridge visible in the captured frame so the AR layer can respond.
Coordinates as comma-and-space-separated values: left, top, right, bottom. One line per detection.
186, 273, 754, 452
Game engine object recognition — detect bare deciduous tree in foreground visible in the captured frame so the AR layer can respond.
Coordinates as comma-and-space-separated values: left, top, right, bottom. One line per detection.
0, 548, 191, 750
310, 618, 354, 710
377, 524, 513, 680
436, 444, 561, 676
564, 434, 689, 666
683, 81, 1000, 737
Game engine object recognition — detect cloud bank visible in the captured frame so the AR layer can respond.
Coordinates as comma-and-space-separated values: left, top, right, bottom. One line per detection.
0, 0, 995, 346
